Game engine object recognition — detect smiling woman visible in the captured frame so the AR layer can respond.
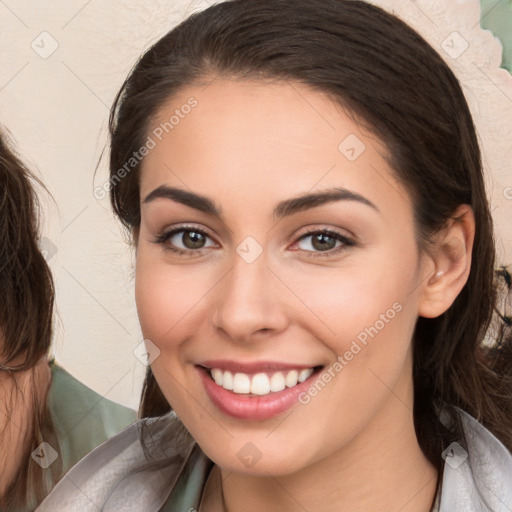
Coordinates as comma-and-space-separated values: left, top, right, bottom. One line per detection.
37, 0, 512, 511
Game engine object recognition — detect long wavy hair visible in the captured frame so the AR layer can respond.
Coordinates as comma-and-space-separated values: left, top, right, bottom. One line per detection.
0, 130, 61, 511
106, 0, 512, 475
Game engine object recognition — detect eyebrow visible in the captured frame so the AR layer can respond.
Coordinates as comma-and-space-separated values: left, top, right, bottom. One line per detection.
143, 185, 380, 219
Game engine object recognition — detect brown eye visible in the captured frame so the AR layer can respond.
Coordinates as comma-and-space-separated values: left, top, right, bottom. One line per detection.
311, 233, 337, 251
294, 229, 356, 258
297, 231, 342, 252
180, 230, 207, 249
155, 226, 216, 254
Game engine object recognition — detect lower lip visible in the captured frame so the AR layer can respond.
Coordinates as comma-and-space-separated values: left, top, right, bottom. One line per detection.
197, 366, 321, 421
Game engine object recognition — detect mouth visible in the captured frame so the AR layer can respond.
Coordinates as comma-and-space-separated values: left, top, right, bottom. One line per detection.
208, 366, 320, 396
196, 361, 324, 420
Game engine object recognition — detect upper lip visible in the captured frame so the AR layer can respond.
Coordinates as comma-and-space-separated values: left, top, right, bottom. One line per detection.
198, 360, 321, 373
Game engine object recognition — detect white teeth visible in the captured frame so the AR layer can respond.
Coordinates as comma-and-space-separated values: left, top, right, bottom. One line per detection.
211, 369, 223, 386
251, 373, 271, 395
233, 373, 251, 394
210, 367, 315, 396
285, 370, 299, 388
298, 368, 313, 383
269, 372, 286, 392
223, 371, 233, 390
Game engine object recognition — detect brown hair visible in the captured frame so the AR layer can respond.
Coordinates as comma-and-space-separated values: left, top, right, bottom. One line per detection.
0, 130, 61, 510
107, 0, 512, 472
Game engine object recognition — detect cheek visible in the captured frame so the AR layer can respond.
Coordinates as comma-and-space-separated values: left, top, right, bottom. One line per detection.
281, 248, 419, 348
275, 247, 421, 409
134, 243, 215, 346
135, 244, 183, 346
134, 248, 200, 407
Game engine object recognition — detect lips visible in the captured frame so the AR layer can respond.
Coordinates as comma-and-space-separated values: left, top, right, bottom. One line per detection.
197, 360, 323, 420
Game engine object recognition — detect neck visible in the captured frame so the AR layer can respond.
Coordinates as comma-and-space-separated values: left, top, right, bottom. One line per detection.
201, 370, 439, 512
0, 358, 51, 498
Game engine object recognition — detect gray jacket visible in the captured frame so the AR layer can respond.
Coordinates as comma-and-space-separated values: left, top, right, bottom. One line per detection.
37, 406, 512, 511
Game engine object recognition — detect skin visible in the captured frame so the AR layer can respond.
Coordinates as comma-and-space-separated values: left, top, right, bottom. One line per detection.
135, 79, 474, 511
0, 351, 51, 497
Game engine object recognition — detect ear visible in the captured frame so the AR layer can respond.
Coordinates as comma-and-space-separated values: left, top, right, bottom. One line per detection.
418, 204, 475, 318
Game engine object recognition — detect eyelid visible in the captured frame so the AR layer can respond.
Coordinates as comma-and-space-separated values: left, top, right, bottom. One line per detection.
293, 223, 356, 241
158, 222, 213, 237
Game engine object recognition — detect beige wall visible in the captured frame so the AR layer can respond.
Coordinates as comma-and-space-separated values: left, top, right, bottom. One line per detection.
0, 0, 510, 409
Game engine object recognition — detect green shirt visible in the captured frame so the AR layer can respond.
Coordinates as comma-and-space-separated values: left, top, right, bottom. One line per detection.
47, 360, 136, 472
23, 360, 136, 511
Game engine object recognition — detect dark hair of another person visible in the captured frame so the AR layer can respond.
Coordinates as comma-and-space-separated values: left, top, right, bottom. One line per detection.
0, 131, 61, 511
106, 0, 512, 482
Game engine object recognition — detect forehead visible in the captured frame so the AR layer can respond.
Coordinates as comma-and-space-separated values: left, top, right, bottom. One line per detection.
139, 79, 410, 217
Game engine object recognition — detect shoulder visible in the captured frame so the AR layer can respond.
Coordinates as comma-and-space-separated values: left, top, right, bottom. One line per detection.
37, 411, 199, 512
49, 361, 137, 429
48, 361, 137, 469
439, 406, 512, 511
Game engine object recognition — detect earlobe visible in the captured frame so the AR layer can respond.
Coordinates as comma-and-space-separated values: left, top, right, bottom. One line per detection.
418, 205, 475, 319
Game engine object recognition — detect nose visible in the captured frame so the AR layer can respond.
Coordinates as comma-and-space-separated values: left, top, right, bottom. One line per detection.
211, 250, 289, 344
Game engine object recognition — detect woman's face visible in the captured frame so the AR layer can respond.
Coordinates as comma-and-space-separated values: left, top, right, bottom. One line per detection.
135, 79, 433, 475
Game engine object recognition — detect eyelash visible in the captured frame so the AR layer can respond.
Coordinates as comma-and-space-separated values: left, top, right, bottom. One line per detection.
153, 224, 357, 259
